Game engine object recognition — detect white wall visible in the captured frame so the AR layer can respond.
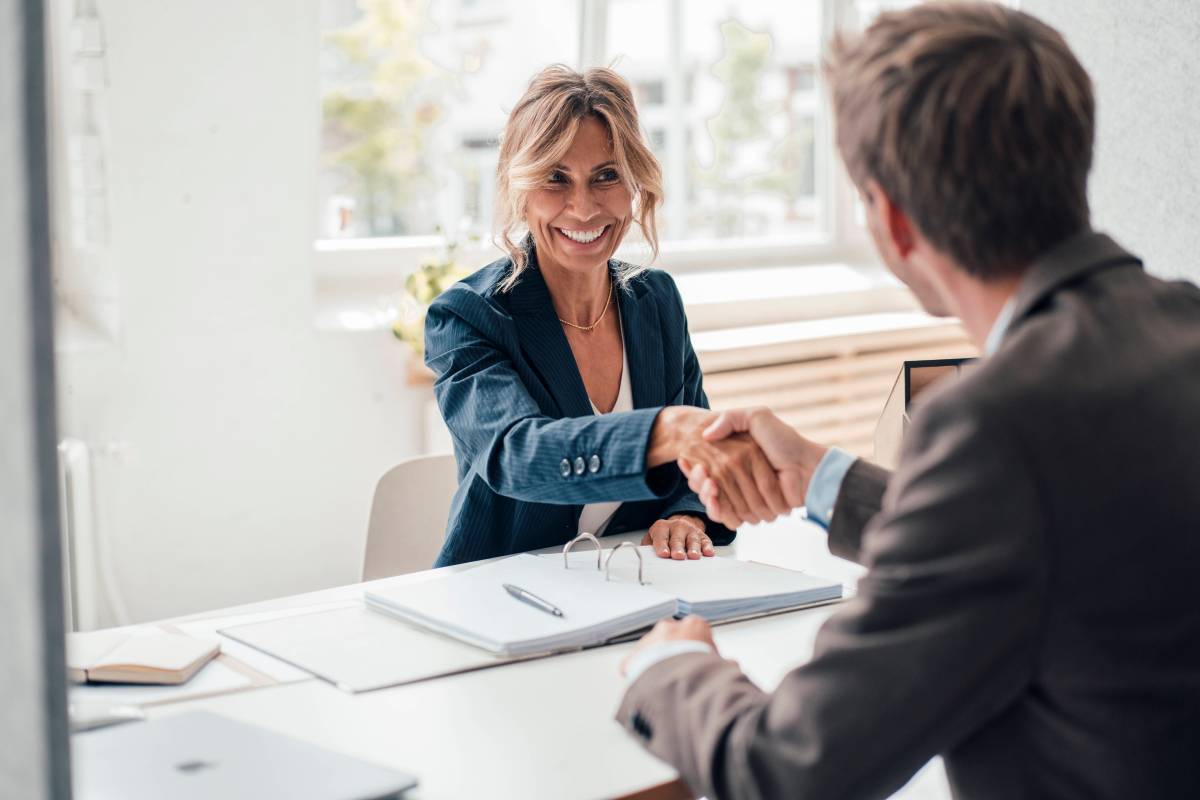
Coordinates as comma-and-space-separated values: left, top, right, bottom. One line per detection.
1023, 0, 1200, 282
55, 1, 428, 624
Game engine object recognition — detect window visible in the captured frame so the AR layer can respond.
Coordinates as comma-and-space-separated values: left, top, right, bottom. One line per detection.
318, 0, 580, 240
315, 0, 1009, 322
315, 0, 876, 265
604, 0, 825, 242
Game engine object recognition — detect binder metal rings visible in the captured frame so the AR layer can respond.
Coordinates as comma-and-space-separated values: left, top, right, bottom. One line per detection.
562, 534, 646, 585
563, 531, 602, 570
604, 541, 645, 585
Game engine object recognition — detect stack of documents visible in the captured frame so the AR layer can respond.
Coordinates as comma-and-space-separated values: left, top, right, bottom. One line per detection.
365, 549, 841, 657
366, 554, 677, 656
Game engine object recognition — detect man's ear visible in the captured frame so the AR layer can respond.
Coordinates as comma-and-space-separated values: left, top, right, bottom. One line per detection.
865, 181, 916, 259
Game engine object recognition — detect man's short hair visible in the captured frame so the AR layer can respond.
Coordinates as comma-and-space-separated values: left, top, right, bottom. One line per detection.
825, 2, 1094, 279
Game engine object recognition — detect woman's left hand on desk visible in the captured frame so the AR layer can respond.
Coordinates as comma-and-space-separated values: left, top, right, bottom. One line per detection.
641, 515, 714, 560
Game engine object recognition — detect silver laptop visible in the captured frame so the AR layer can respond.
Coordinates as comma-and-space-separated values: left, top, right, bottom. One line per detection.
72, 710, 417, 800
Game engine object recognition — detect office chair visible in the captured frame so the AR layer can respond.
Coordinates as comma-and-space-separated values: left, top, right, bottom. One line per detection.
361, 452, 458, 580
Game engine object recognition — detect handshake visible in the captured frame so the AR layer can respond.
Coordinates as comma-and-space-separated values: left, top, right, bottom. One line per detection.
648, 406, 830, 530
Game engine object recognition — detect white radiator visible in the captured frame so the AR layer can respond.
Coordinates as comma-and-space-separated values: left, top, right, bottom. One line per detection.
57, 439, 127, 630
697, 313, 976, 457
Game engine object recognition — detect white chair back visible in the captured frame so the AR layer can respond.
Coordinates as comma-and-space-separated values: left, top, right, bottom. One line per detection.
362, 452, 459, 580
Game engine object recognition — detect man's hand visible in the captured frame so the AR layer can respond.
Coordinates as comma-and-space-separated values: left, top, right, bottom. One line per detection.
641, 514, 715, 560
619, 616, 718, 677
680, 407, 829, 528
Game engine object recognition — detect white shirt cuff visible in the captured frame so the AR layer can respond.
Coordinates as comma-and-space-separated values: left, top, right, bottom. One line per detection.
624, 640, 714, 684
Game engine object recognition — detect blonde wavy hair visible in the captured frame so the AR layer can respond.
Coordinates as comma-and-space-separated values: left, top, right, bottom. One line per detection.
494, 65, 663, 292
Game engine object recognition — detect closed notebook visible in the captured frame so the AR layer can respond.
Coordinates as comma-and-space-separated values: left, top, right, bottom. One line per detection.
67, 631, 220, 685
365, 550, 841, 657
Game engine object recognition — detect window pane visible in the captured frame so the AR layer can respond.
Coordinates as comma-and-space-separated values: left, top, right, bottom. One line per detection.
318, 0, 580, 239
855, 0, 922, 26
607, 0, 823, 242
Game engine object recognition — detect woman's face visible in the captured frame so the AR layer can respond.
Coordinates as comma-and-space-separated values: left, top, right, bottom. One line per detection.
524, 115, 633, 278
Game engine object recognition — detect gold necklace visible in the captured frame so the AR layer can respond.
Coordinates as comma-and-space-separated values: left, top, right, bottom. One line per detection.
558, 286, 613, 333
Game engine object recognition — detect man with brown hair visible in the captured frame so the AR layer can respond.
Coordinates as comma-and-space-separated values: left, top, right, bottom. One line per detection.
617, 3, 1200, 798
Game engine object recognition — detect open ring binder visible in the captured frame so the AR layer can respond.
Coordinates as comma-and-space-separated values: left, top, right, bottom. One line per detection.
361, 539, 844, 661
561, 534, 646, 585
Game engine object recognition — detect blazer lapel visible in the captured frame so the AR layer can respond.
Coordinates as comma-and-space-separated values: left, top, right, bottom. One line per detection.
508, 256, 594, 419
618, 269, 666, 410
508, 251, 666, 415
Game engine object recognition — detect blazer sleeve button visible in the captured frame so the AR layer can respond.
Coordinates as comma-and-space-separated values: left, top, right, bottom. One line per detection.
560, 458, 572, 478
573, 456, 586, 476
588, 454, 601, 473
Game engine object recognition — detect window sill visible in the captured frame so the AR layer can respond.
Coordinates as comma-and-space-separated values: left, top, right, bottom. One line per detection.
312, 227, 881, 331
315, 255, 916, 337
674, 262, 914, 332
312, 230, 871, 279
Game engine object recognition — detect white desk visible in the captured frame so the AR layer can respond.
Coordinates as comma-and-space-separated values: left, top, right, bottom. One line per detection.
101, 515, 950, 799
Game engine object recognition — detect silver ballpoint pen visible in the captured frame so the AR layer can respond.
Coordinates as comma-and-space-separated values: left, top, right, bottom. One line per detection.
503, 583, 564, 617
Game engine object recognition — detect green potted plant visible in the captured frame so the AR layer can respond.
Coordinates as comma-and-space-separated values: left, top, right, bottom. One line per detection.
392, 234, 472, 381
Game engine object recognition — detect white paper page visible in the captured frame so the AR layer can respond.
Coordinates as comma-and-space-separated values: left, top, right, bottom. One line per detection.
553, 546, 840, 607
92, 634, 218, 672
220, 604, 510, 692
66, 629, 132, 673
366, 554, 676, 652
172, 600, 358, 683
68, 659, 251, 708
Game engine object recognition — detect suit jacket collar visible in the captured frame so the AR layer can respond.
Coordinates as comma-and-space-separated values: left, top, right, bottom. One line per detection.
1006, 230, 1142, 335
508, 246, 663, 416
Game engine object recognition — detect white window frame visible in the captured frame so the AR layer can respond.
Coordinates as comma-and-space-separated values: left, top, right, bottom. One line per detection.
313, 0, 878, 295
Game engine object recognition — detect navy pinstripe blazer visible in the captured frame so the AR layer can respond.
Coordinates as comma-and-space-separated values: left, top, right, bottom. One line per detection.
424, 252, 734, 567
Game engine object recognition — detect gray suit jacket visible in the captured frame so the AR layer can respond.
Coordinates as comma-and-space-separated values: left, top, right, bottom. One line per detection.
617, 232, 1200, 799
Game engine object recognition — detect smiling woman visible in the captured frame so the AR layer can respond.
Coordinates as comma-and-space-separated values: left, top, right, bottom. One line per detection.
522, 117, 631, 323
421, 66, 785, 567
494, 65, 662, 292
